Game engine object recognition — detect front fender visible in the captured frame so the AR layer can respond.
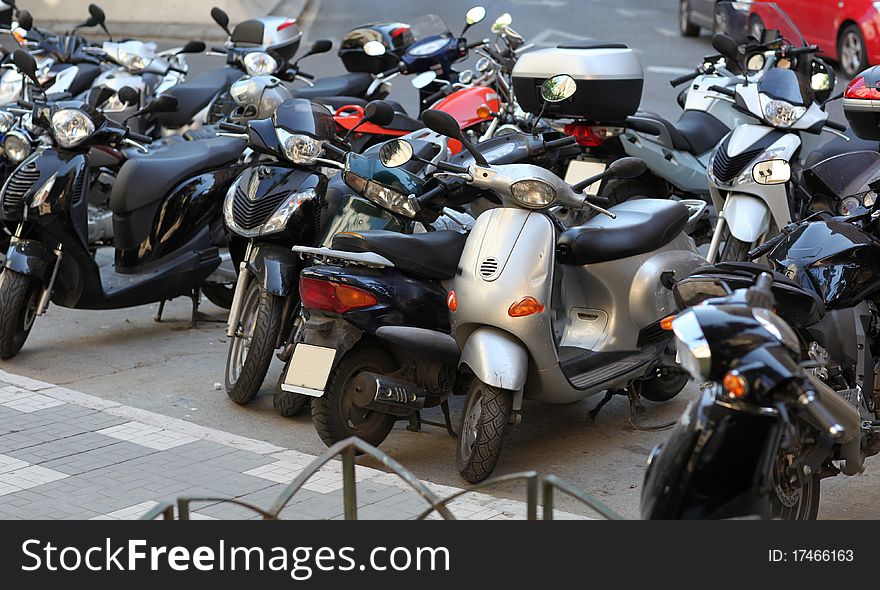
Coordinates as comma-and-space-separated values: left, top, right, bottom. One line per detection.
247, 244, 299, 297
3, 239, 54, 285
724, 193, 771, 242
459, 327, 528, 392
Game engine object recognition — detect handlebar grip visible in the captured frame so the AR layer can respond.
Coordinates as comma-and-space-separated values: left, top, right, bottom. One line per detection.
297, 70, 315, 80
422, 86, 450, 105
543, 136, 579, 151
218, 121, 246, 134
748, 235, 783, 259
416, 185, 446, 207
709, 85, 736, 98
437, 161, 469, 174
466, 40, 486, 50
379, 65, 402, 78
797, 390, 845, 439
211, 46, 227, 54
789, 44, 820, 57
585, 194, 611, 207
127, 131, 152, 144
323, 143, 347, 158
16, 100, 33, 109
825, 119, 847, 132
670, 70, 699, 87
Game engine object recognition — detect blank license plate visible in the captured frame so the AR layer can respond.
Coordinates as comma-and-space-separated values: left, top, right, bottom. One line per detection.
564, 160, 607, 196
281, 344, 336, 397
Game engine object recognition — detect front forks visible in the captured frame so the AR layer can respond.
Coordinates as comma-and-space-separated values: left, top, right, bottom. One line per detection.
225, 241, 254, 338
10, 223, 62, 317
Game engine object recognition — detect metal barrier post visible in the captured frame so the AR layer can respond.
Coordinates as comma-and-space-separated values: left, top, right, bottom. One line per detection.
342, 446, 358, 520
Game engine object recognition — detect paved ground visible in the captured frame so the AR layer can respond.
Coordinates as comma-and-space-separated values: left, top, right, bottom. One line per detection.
0, 0, 873, 519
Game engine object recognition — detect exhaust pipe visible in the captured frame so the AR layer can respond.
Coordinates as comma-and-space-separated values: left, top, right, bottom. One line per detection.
350, 372, 427, 417
805, 375, 863, 475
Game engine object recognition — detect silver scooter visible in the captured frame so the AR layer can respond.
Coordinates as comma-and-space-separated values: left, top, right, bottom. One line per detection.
418, 77, 707, 482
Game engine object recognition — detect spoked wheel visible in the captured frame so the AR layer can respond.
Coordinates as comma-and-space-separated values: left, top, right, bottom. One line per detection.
0, 270, 40, 359
311, 344, 397, 449
839, 24, 868, 78
202, 283, 235, 309
457, 379, 512, 483
224, 282, 282, 404
769, 451, 821, 520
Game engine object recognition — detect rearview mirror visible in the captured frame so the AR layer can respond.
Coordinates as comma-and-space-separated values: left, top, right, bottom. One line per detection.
363, 41, 386, 57
309, 39, 333, 55
13, 49, 39, 86
211, 6, 232, 36
607, 157, 648, 179
422, 109, 462, 139
117, 86, 139, 106
491, 13, 512, 34
88, 85, 115, 108
88, 4, 106, 25
711, 33, 740, 64
411, 71, 437, 89
379, 139, 414, 168
362, 100, 395, 127
179, 40, 206, 54
465, 6, 487, 26
145, 94, 178, 114
17, 10, 32, 31
541, 74, 577, 103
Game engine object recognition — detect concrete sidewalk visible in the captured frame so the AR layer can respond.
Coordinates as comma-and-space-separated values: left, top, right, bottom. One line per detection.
0, 369, 586, 520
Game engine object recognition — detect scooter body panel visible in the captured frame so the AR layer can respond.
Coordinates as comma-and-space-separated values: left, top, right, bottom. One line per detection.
724, 193, 772, 242
432, 86, 500, 129
621, 131, 711, 194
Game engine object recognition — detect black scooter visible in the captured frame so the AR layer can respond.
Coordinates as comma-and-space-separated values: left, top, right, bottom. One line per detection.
0, 49, 245, 358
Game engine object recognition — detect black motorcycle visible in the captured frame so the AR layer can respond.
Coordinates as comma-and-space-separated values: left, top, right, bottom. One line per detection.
0, 49, 245, 358
642, 191, 880, 518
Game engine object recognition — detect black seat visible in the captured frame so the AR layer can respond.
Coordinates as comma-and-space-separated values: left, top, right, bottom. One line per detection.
313, 96, 409, 116
156, 67, 243, 128
290, 73, 373, 100
331, 230, 467, 280
557, 199, 689, 265
111, 136, 245, 215
627, 110, 729, 155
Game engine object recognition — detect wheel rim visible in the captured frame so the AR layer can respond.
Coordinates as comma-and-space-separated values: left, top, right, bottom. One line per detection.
842, 32, 863, 74
770, 452, 813, 519
226, 286, 260, 385
459, 386, 484, 463
22, 288, 38, 332
339, 360, 390, 434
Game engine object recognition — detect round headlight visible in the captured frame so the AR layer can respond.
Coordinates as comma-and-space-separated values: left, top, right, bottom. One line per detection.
0, 110, 16, 133
759, 94, 806, 128
838, 195, 861, 216
4, 131, 30, 163
51, 109, 96, 148
243, 52, 279, 76
276, 128, 323, 165
510, 179, 557, 208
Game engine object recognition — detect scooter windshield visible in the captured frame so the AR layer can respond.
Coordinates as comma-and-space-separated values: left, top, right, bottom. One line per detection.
716, 1, 806, 48
410, 14, 451, 40
758, 67, 811, 105
272, 98, 337, 140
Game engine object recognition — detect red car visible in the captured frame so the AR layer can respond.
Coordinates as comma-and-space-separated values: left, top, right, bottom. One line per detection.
680, 0, 880, 77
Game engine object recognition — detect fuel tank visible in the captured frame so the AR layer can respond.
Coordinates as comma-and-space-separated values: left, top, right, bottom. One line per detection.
433, 86, 500, 129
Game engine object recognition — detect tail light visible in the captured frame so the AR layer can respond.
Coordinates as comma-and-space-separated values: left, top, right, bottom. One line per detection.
845, 75, 880, 100
300, 277, 378, 314
564, 123, 624, 147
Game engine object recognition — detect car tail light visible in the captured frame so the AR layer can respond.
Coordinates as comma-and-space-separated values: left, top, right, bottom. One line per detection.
845, 76, 880, 100
564, 123, 624, 147
300, 277, 378, 314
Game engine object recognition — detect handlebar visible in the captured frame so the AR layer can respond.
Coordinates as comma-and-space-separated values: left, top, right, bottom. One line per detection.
466, 39, 487, 50
796, 390, 845, 439
584, 194, 611, 207
297, 70, 315, 80
323, 143, 347, 158
416, 184, 447, 207
748, 221, 801, 259
787, 44, 820, 57
670, 70, 700, 88
211, 46, 227, 54
379, 64, 403, 78
709, 85, 736, 98
126, 131, 152, 144
825, 119, 847, 132
543, 136, 578, 151
218, 121, 246, 134
423, 86, 451, 105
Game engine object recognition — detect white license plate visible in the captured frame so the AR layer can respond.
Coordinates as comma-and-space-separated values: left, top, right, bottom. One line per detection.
564, 160, 607, 196
281, 344, 336, 397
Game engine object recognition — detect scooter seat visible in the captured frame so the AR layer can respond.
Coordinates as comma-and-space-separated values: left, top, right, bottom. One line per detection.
111, 136, 245, 215
156, 66, 244, 129
556, 199, 688, 265
627, 110, 729, 155
331, 230, 467, 280
290, 73, 373, 100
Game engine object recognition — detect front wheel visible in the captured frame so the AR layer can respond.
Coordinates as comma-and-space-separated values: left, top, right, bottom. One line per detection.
224, 282, 282, 404
719, 231, 751, 262
457, 379, 512, 483
0, 270, 40, 359
770, 454, 821, 520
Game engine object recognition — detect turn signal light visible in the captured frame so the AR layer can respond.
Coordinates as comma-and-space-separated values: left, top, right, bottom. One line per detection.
508, 296, 544, 317
660, 315, 676, 331
476, 104, 492, 119
447, 290, 458, 312
723, 371, 748, 398
299, 277, 378, 314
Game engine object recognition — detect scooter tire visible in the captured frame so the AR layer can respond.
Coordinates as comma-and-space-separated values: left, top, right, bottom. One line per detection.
720, 234, 750, 262
224, 283, 282, 404
457, 379, 512, 483
633, 371, 689, 403
0, 270, 39, 359
312, 343, 397, 449
273, 383, 311, 417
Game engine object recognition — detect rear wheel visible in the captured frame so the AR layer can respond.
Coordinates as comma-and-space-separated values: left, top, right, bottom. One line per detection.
679, 0, 700, 37
456, 379, 512, 483
0, 270, 39, 359
632, 369, 689, 402
273, 380, 311, 417
224, 283, 282, 404
839, 24, 868, 78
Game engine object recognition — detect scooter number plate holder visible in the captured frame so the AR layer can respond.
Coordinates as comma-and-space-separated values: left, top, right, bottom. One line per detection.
564, 159, 606, 195
281, 344, 336, 397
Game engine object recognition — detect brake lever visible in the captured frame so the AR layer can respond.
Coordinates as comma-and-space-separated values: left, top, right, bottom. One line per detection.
122, 138, 148, 153
582, 198, 616, 219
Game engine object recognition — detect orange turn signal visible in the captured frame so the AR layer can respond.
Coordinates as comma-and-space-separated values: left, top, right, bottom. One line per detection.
447, 290, 458, 312
660, 315, 676, 331
723, 371, 748, 398
476, 104, 492, 119
508, 296, 544, 317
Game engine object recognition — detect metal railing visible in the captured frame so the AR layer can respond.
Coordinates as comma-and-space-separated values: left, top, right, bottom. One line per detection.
141, 436, 621, 521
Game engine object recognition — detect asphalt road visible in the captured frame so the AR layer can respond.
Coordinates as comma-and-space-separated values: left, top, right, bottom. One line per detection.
2, 0, 874, 519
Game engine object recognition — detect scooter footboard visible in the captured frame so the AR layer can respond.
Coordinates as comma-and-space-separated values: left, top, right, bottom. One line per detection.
459, 327, 528, 392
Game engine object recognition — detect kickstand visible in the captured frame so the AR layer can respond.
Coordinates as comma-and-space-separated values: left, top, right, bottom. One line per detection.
627, 388, 646, 417
406, 412, 422, 432
589, 390, 616, 421
154, 300, 167, 323
441, 399, 456, 437
188, 288, 201, 329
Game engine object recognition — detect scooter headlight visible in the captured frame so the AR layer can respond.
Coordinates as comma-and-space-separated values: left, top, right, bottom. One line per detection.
4, 130, 31, 163
243, 52, 279, 76
510, 179, 557, 208
759, 93, 806, 128
276, 128, 323, 165
0, 110, 16, 133
51, 109, 95, 148
671, 310, 711, 381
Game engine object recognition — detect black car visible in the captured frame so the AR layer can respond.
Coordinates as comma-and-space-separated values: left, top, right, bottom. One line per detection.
679, 0, 730, 36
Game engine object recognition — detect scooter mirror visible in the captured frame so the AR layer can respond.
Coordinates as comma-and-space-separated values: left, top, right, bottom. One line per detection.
145, 94, 179, 114
711, 33, 740, 64
362, 100, 396, 126
492, 13, 512, 34
541, 74, 577, 103
459, 69, 474, 85
309, 39, 333, 55
363, 41, 386, 57
179, 40, 206, 54
17, 10, 32, 31
607, 157, 648, 180
88, 85, 115, 108
12, 49, 39, 86
465, 6, 487, 26
411, 71, 437, 89
421, 109, 462, 139
88, 4, 106, 26
379, 139, 414, 168
211, 7, 231, 35
117, 86, 139, 106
